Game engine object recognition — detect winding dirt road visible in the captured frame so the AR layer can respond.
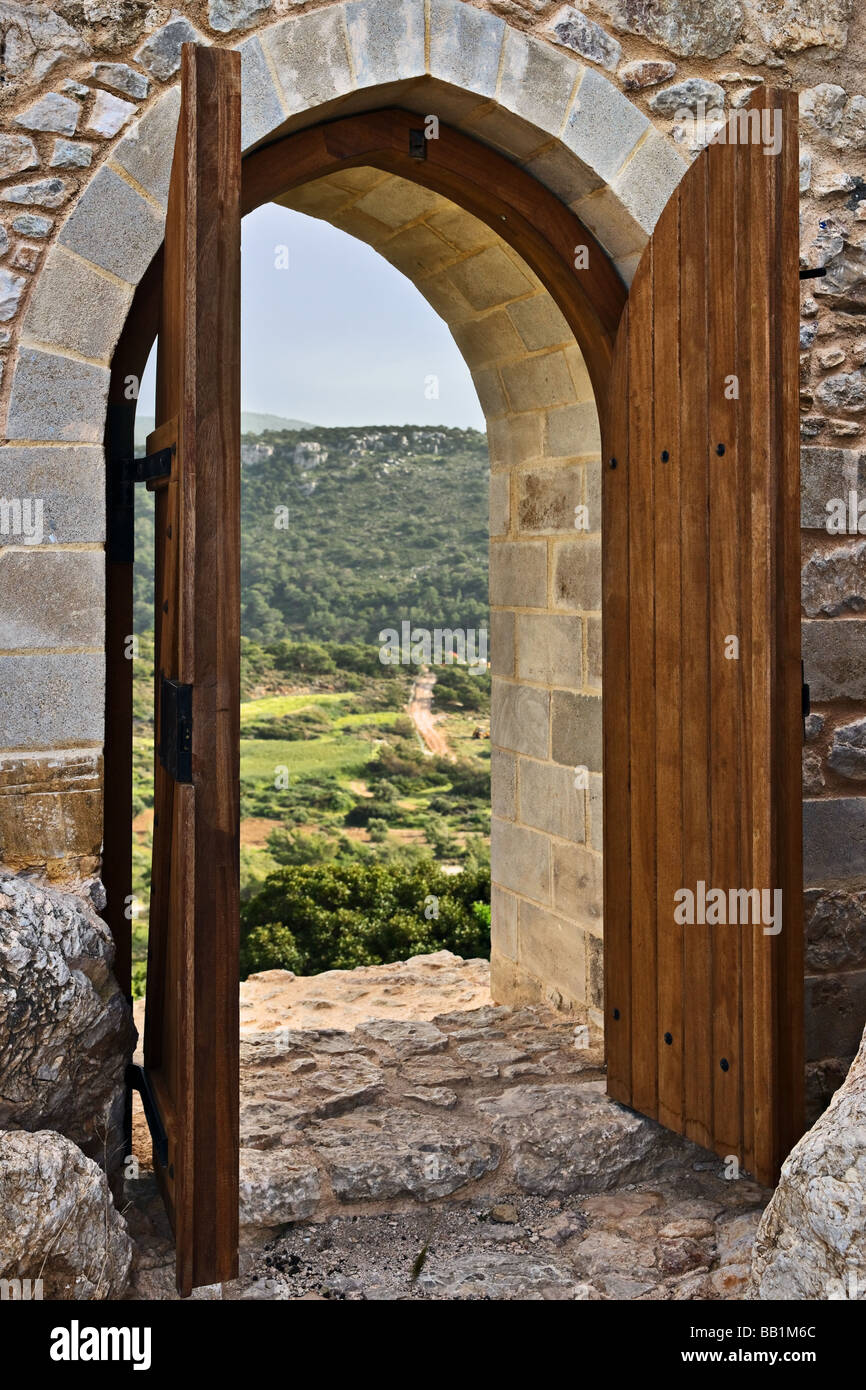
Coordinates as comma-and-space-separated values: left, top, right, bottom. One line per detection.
408, 670, 453, 758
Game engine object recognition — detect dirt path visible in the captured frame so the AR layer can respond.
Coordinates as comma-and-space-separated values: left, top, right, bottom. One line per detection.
408, 669, 452, 758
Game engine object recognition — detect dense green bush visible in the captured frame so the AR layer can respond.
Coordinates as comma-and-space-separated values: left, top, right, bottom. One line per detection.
239, 858, 490, 977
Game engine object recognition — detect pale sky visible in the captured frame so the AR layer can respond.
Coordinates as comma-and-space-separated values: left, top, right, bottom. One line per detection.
140, 202, 484, 430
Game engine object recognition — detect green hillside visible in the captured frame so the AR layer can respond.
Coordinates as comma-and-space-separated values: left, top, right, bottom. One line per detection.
133, 424, 490, 641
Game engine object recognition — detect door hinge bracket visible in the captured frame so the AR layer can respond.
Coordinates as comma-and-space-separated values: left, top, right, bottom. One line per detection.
119, 445, 175, 486
158, 675, 193, 783
409, 128, 427, 160
802, 661, 811, 739
126, 1063, 169, 1169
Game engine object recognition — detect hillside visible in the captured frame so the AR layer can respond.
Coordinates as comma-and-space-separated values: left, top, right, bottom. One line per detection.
133, 411, 314, 447
133, 424, 490, 641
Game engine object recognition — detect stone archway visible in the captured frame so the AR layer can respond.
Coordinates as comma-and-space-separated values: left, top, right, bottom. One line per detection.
1, 1, 689, 1025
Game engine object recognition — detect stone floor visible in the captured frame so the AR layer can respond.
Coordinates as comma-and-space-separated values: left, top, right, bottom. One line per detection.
124, 953, 769, 1301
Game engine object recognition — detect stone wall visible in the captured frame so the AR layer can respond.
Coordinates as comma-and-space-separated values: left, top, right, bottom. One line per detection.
1, 0, 865, 1106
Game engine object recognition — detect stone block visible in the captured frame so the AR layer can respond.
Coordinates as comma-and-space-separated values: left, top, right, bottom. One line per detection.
209, 0, 273, 35
805, 883, 866, 973
553, 537, 602, 612
0, 749, 102, 872
471, 366, 508, 419
111, 87, 181, 206
57, 165, 164, 284
517, 463, 583, 534
379, 222, 456, 277
491, 815, 551, 904
800, 446, 866, 530
518, 756, 585, 842
586, 614, 602, 689
490, 609, 515, 677
489, 539, 547, 609
452, 309, 525, 367
0, 551, 103, 648
589, 772, 602, 851
501, 351, 576, 413
6, 349, 109, 445
515, 612, 582, 688
490, 470, 509, 538
803, 797, 866, 885
487, 412, 545, 470
562, 66, 649, 183
546, 401, 601, 458
524, 143, 604, 208
261, 10, 355, 117
612, 128, 688, 234
491, 678, 549, 759
491, 748, 517, 820
346, 0, 425, 88
428, 0, 505, 100
507, 295, 571, 353
500, 30, 581, 138
802, 618, 866, 700
585, 458, 601, 531
446, 245, 535, 313
551, 690, 603, 771
491, 885, 518, 962
463, 106, 551, 162
572, 183, 649, 262
552, 839, 603, 926
518, 899, 587, 1005
134, 16, 204, 81
0, 654, 105, 748
50, 139, 93, 169
0, 447, 105, 544
22, 247, 133, 363
237, 35, 285, 151
804, 970, 866, 1061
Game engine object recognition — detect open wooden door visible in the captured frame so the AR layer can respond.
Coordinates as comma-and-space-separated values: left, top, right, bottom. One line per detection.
143, 43, 241, 1295
602, 89, 803, 1187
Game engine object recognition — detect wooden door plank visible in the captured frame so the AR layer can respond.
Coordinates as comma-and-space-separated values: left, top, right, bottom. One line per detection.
678, 153, 713, 1151
602, 305, 632, 1104
626, 247, 658, 1119
706, 132, 743, 1161
652, 189, 684, 1132
145, 41, 241, 1296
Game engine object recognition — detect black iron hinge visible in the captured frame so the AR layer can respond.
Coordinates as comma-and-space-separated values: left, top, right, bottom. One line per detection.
126, 1063, 169, 1170
108, 444, 175, 564
409, 127, 427, 160
802, 660, 810, 741
158, 675, 193, 784
119, 446, 174, 486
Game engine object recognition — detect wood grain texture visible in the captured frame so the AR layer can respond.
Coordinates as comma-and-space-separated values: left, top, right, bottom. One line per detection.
144, 41, 241, 1296
603, 90, 803, 1185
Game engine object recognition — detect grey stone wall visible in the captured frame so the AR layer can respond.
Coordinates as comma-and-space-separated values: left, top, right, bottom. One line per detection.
0, 0, 864, 1102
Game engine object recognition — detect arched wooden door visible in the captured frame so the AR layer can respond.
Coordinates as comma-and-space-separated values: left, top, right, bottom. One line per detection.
602, 89, 804, 1186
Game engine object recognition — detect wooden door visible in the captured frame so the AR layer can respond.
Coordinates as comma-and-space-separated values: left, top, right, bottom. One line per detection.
144, 42, 241, 1295
602, 89, 803, 1187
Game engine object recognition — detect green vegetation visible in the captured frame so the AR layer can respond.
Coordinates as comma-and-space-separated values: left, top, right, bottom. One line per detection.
130, 427, 491, 992
240, 859, 490, 978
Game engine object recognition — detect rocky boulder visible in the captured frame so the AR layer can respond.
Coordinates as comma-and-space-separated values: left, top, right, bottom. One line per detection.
748, 1026, 866, 1299
0, 1130, 131, 1299
0, 876, 135, 1170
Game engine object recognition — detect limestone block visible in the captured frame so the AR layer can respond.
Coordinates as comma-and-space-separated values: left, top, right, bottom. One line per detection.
345, 0, 425, 88
491, 815, 551, 903
0, 654, 105, 748
111, 87, 181, 206
551, 689, 602, 770
491, 677, 550, 758
260, 10, 355, 117
7, 347, 109, 444
516, 611, 582, 687
0, 446, 105, 544
553, 536, 602, 610
489, 540, 547, 609
428, 0, 505, 100
22, 247, 133, 362
562, 65, 649, 183
57, 166, 164, 284
803, 797, 866, 884
0, 550, 103, 648
518, 756, 585, 841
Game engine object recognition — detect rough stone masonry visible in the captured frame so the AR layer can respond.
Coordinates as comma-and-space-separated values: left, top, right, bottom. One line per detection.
0, 0, 864, 1129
